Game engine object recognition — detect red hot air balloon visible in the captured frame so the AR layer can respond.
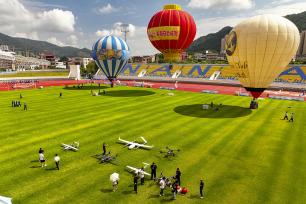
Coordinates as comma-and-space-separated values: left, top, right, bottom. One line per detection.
147, 4, 196, 62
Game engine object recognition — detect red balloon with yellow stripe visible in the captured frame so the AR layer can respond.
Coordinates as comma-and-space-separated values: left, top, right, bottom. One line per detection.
147, 4, 196, 62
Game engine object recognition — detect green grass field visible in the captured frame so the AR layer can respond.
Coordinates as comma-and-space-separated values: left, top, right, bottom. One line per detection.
0, 71, 68, 78
0, 85, 305, 204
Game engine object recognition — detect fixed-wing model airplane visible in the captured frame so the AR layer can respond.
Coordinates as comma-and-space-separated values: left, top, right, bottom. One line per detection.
160, 146, 180, 158
118, 137, 153, 150
61, 141, 79, 151
126, 162, 151, 176
94, 152, 118, 164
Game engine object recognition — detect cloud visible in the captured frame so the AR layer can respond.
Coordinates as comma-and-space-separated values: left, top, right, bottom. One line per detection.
95, 22, 136, 38
14, 32, 39, 40
47, 37, 65, 47
0, 0, 75, 36
187, 0, 254, 10
67, 35, 78, 46
255, 1, 306, 16
98, 3, 118, 14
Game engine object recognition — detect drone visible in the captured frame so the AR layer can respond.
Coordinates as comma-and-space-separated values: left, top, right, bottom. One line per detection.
94, 152, 118, 164
160, 146, 180, 158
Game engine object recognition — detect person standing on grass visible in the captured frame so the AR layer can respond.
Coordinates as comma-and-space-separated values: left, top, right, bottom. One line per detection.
139, 168, 145, 185
39, 152, 46, 168
175, 168, 181, 186
150, 162, 157, 180
59, 92, 62, 98
24, 102, 27, 111
172, 182, 178, 200
159, 177, 166, 196
133, 174, 138, 194
54, 154, 60, 170
102, 143, 107, 155
20, 93, 22, 99
200, 179, 204, 199
283, 111, 289, 120
289, 112, 294, 122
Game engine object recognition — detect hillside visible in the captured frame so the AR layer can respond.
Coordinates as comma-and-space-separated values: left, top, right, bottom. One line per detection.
188, 10, 306, 53
188, 26, 232, 53
0, 32, 91, 57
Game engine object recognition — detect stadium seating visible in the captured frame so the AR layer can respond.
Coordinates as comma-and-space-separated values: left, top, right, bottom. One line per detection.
118, 63, 306, 84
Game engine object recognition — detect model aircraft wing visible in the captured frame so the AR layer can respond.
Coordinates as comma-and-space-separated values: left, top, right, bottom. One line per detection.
140, 136, 147, 144
126, 165, 139, 173
118, 137, 131, 145
144, 171, 151, 176
137, 144, 153, 149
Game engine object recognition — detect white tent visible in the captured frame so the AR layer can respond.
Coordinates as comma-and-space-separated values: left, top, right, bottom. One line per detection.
0, 195, 12, 204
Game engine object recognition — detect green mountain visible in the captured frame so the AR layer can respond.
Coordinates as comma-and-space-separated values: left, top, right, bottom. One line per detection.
188, 11, 306, 53
188, 26, 232, 53
0, 32, 91, 57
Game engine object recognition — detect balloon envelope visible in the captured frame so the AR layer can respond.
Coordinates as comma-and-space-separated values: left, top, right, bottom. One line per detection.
92, 35, 130, 86
225, 14, 300, 98
147, 4, 196, 62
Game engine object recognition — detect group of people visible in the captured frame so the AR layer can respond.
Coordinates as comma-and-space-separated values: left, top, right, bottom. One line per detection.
103, 142, 205, 199
11, 99, 27, 110
38, 148, 60, 170
283, 111, 294, 122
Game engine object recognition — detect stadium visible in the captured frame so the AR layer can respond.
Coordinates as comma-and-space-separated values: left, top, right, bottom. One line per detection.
0, 1, 306, 204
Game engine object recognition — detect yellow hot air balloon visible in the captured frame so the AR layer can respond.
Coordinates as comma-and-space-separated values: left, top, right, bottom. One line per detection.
225, 14, 300, 98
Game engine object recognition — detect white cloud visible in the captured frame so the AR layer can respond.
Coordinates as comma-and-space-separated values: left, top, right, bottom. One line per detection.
255, 2, 306, 16
36, 9, 75, 33
0, 0, 75, 37
47, 37, 65, 47
95, 30, 111, 37
95, 22, 136, 38
67, 34, 78, 46
188, 0, 254, 10
98, 3, 118, 14
14, 32, 39, 40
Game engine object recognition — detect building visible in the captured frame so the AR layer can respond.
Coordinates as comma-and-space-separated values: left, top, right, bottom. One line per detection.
55, 61, 67, 69
82, 58, 93, 69
40, 51, 56, 67
193, 52, 206, 61
0, 49, 15, 71
296, 31, 306, 59
131, 55, 155, 63
15, 55, 50, 70
220, 37, 226, 56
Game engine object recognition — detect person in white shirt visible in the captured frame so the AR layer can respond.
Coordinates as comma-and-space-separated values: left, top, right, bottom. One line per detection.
39, 153, 46, 167
159, 177, 166, 196
54, 154, 60, 170
139, 168, 145, 185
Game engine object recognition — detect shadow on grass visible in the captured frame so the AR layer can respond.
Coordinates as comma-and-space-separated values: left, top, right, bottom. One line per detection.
45, 167, 58, 171
104, 90, 155, 97
30, 160, 39, 163
174, 104, 252, 118
122, 190, 135, 195
188, 193, 200, 199
100, 188, 113, 193
30, 165, 41, 168
148, 194, 160, 199
63, 85, 108, 90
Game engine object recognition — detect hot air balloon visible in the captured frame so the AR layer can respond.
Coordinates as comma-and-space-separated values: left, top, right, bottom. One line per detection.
225, 14, 300, 98
92, 35, 130, 87
147, 4, 196, 62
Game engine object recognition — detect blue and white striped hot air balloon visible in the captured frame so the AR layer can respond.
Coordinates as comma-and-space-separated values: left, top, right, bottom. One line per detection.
92, 35, 130, 87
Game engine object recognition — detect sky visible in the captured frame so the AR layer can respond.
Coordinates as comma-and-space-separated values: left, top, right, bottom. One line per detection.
0, 0, 305, 56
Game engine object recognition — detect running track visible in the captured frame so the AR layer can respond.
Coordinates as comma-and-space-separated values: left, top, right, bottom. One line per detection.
0, 79, 304, 101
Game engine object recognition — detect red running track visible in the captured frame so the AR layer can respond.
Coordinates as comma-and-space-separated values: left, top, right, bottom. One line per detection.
0, 79, 304, 101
